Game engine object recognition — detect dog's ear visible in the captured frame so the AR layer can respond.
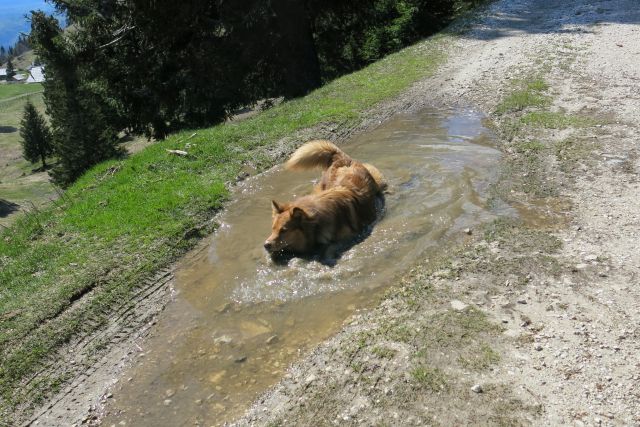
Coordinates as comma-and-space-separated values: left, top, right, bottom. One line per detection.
291, 206, 309, 221
271, 200, 283, 215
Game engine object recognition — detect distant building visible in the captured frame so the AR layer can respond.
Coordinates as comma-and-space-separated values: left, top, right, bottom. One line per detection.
26, 66, 45, 83
0, 68, 6, 81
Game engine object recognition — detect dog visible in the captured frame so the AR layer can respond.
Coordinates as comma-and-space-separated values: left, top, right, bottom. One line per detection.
264, 140, 387, 258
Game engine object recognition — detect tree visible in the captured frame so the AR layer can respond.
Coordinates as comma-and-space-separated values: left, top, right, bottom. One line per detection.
6, 58, 15, 80
27, 0, 477, 186
30, 12, 122, 186
270, 0, 321, 97
20, 101, 53, 170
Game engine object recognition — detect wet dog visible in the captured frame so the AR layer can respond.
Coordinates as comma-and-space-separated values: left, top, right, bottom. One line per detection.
264, 140, 386, 259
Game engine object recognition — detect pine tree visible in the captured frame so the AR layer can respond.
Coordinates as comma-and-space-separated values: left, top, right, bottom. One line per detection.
30, 12, 122, 186
6, 58, 15, 80
19, 101, 53, 170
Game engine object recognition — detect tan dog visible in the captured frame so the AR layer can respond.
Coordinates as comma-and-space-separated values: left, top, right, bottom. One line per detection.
264, 140, 386, 257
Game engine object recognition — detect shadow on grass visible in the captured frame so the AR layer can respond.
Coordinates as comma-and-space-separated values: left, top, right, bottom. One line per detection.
0, 199, 20, 218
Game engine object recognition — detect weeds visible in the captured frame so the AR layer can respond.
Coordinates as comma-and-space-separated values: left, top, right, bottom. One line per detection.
495, 77, 550, 114
519, 111, 596, 129
411, 366, 449, 392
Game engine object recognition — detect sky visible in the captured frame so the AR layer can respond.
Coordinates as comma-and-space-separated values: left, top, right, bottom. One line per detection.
0, 0, 62, 48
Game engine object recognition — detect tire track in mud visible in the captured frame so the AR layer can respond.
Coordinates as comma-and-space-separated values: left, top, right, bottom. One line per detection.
22, 269, 174, 426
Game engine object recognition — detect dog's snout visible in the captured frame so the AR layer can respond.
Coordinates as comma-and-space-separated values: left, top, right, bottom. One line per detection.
264, 241, 273, 251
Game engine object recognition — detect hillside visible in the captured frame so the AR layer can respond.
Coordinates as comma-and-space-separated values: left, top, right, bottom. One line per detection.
0, 84, 55, 226
10, 50, 37, 71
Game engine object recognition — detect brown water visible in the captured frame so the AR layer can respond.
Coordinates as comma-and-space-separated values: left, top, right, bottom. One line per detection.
102, 108, 502, 426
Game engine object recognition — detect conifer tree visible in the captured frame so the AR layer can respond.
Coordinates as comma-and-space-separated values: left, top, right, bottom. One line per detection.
19, 101, 53, 170
6, 58, 15, 80
30, 12, 121, 186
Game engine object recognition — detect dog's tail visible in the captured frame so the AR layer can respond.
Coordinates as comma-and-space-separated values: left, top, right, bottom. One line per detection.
363, 163, 388, 194
285, 140, 350, 171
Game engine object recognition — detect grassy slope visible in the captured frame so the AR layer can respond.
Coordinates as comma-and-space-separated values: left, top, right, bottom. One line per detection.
0, 83, 43, 101
0, 34, 450, 414
10, 50, 37, 72
0, 90, 55, 228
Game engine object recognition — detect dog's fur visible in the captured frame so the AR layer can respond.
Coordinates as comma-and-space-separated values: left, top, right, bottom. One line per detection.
264, 140, 387, 257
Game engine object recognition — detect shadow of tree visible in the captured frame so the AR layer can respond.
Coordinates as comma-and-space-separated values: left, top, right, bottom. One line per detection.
0, 199, 20, 218
0, 126, 18, 133
460, 0, 639, 41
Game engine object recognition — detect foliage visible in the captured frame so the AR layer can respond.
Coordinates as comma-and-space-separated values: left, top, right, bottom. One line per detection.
309, 0, 480, 80
19, 101, 53, 168
5, 59, 15, 80
30, 12, 122, 186
29, 0, 483, 185
0, 35, 31, 64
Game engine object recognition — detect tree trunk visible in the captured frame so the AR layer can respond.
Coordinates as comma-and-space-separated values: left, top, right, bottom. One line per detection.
271, 0, 321, 98
41, 154, 47, 170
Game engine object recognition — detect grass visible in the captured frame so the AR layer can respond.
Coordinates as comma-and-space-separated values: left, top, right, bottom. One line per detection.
372, 346, 397, 359
458, 343, 500, 370
554, 136, 600, 172
512, 139, 545, 154
483, 217, 561, 254
10, 51, 37, 71
420, 307, 503, 349
519, 111, 596, 129
0, 32, 449, 417
489, 74, 601, 201
0, 92, 56, 227
0, 84, 43, 101
495, 77, 550, 114
411, 366, 448, 392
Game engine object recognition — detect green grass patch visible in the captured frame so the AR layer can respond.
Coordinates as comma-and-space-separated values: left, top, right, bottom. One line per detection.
519, 111, 596, 129
495, 77, 550, 114
372, 346, 397, 359
420, 307, 503, 349
0, 84, 43, 101
411, 366, 448, 392
0, 92, 55, 227
458, 343, 500, 370
513, 139, 546, 154
0, 32, 449, 418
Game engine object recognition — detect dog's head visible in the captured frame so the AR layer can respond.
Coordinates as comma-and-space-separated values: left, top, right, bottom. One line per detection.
264, 200, 311, 255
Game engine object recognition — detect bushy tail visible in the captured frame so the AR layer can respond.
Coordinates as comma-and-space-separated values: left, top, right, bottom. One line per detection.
285, 140, 350, 170
363, 163, 388, 194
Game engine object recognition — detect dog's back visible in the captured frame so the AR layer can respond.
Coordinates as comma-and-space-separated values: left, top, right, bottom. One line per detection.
286, 140, 387, 195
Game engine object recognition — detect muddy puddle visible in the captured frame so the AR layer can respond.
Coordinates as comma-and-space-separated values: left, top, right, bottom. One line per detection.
102, 108, 502, 426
